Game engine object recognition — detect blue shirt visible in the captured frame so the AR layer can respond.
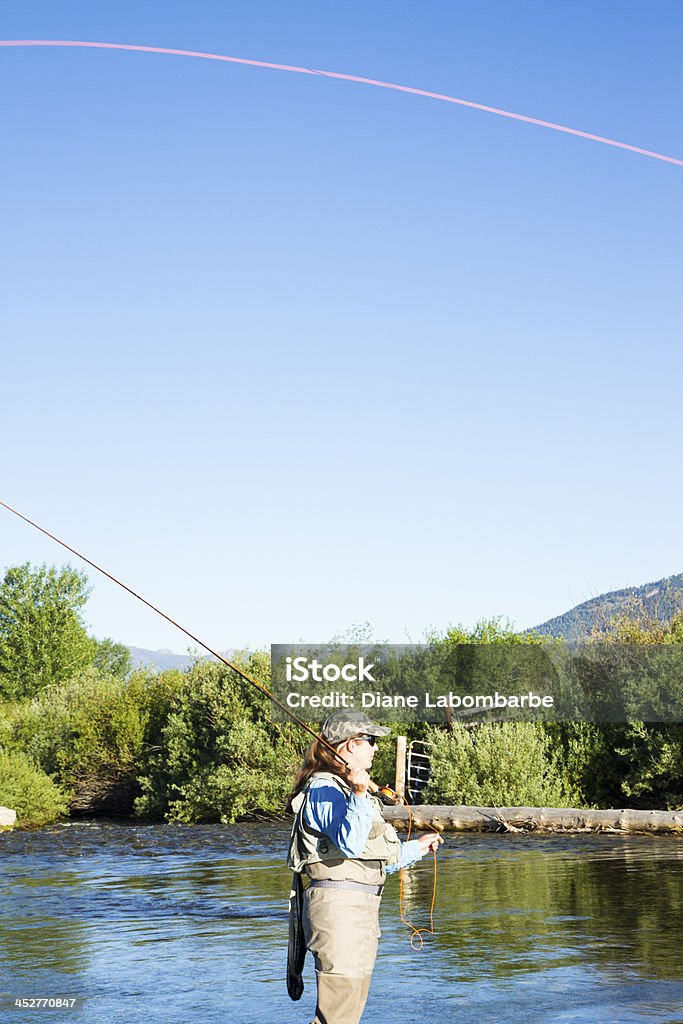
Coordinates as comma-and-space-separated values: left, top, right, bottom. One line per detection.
303, 777, 423, 873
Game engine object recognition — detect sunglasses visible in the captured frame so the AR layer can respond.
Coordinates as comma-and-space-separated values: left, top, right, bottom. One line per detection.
355, 734, 377, 746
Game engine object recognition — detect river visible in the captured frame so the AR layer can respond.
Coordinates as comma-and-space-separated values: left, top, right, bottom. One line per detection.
1, 822, 681, 1023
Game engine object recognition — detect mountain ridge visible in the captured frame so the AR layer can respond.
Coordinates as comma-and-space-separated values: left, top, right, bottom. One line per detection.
126, 646, 243, 672
531, 572, 683, 639
124, 573, 683, 667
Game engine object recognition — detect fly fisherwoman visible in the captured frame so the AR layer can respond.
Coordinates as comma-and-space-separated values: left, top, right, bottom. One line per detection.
287, 710, 443, 1024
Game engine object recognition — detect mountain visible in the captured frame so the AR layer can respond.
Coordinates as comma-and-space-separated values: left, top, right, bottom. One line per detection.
532, 573, 683, 639
125, 575, 683, 665
126, 646, 246, 673
127, 647, 195, 672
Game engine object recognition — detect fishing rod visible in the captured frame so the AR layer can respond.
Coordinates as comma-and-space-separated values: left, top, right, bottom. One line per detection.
0, 498, 395, 797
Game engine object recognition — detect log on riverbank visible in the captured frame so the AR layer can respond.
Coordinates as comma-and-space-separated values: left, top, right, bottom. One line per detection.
382, 804, 683, 835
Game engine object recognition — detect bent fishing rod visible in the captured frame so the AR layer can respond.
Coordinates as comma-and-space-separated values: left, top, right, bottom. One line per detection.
0, 498, 395, 798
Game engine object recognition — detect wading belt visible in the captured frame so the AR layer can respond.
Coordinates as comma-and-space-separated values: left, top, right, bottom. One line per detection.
307, 879, 384, 897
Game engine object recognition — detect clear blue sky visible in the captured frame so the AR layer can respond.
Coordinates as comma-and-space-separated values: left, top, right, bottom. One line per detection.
1, 1, 681, 652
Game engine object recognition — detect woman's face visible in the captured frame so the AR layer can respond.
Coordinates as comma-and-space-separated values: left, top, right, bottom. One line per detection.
343, 734, 377, 771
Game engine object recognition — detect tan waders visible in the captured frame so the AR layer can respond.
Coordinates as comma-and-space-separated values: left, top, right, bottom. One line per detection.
303, 885, 381, 1024
288, 771, 402, 1024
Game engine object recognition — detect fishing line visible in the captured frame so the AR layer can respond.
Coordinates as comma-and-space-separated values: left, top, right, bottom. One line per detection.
1, 39, 681, 166
397, 794, 441, 949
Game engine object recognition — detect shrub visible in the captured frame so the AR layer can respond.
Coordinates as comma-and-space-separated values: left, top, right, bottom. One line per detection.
6, 667, 164, 814
586, 610, 683, 809
424, 721, 578, 807
135, 654, 304, 823
614, 723, 683, 809
0, 748, 69, 827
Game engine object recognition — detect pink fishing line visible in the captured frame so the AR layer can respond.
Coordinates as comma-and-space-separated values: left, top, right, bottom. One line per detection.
1, 38, 681, 167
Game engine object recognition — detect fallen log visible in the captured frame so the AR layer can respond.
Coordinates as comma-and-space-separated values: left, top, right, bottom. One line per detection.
382, 804, 683, 835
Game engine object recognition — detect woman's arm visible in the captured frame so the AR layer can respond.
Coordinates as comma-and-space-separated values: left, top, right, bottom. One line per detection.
303, 780, 374, 857
386, 832, 444, 874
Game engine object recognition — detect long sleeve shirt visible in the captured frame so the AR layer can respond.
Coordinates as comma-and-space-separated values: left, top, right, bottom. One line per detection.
303, 776, 423, 873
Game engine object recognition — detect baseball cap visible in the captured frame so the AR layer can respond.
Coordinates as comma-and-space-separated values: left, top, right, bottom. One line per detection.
321, 710, 391, 744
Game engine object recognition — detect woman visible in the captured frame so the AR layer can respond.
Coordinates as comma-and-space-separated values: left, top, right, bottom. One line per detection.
287, 710, 443, 1024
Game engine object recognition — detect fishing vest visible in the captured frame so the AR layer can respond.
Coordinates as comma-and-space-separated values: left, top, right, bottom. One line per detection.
288, 771, 401, 883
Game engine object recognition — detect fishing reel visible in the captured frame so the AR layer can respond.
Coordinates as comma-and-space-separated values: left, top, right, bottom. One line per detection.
372, 783, 401, 805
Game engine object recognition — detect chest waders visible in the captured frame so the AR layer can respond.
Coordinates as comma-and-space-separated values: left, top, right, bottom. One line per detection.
287, 773, 401, 1024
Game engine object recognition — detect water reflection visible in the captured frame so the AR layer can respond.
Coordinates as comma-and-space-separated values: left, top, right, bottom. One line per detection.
419, 835, 683, 980
0, 823, 681, 1024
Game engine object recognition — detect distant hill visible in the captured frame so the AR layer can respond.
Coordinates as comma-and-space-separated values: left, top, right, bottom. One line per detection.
532, 573, 683, 639
126, 576, 683, 664
127, 647, 196, 672
126, 646, 246, 673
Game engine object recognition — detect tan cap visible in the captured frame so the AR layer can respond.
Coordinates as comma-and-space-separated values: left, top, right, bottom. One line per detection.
321, 710, 391, 744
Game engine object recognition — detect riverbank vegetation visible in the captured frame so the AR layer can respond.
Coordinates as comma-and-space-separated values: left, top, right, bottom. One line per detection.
1, 563, 682, 827
0, 656, 302, 827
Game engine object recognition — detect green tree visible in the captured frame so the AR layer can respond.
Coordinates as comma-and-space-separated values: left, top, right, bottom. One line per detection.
92, 637, 132, 679
0, 563, 93, 700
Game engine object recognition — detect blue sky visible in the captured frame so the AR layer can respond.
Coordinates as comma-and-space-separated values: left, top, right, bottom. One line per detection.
1, 2, 681, 651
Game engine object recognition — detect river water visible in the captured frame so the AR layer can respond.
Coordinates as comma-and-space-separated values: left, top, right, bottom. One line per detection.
1, 822, 681, 1023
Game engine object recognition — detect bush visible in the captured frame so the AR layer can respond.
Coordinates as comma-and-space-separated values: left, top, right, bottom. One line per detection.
6, 667, 165, 814
0, 748, 69, 827
586, 610, 683, 809
419, 621, 576, 807
2, 652, 306, 823
614, 723, 683, 809
424, 721, 578, 807
543, 722, 619, 808
135, 654, 304, 823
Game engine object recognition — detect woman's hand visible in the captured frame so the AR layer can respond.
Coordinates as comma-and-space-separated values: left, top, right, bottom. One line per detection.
418, 832, 444, 855
347, 768, 371, 795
